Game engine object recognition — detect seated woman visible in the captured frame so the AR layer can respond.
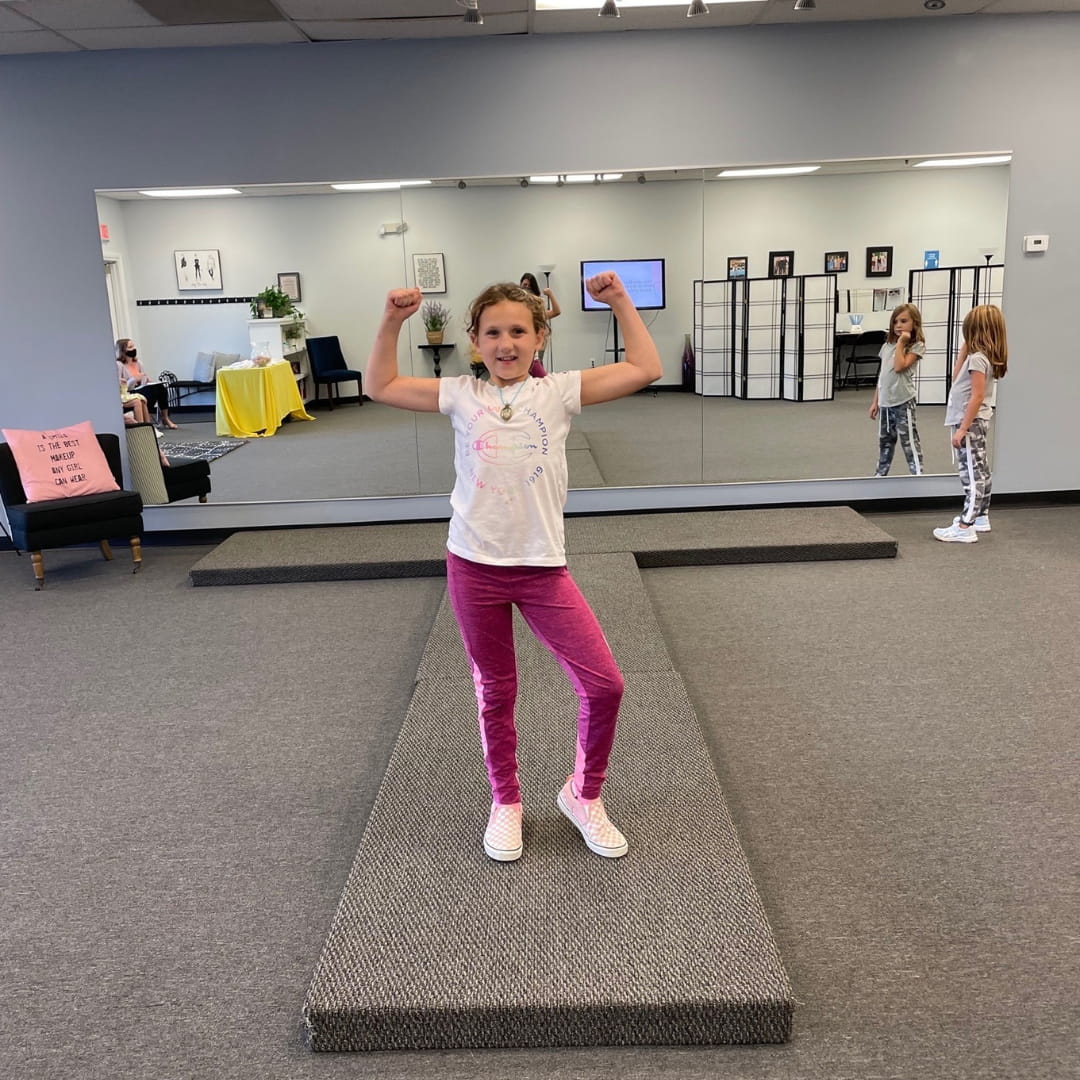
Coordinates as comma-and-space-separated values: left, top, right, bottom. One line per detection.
116, 338, 178, 429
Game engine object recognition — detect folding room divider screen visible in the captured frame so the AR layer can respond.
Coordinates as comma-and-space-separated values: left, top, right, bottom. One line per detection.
693, 274, 837, 400
907, 263, 1004, 405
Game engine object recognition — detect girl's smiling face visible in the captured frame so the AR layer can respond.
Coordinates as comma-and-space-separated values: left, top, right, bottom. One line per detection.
471, 300, 545, 387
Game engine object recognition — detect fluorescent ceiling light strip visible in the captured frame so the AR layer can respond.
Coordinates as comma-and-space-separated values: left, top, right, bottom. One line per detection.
911, 155, 1012, 168
330, 180, 432, 191
139, 187, 241, 198
528, 175, 560, 184
538, 1, 755, 8
718, 165, 821, 178
564, 174, 596, 183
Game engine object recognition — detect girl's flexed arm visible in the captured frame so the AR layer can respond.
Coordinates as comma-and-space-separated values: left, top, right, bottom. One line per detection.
365, 289, 441, 412
579, 272, 662, 406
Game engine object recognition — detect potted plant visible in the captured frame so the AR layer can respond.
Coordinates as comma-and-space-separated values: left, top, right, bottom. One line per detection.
282, 311, 307, 349
421, 300, 451, 345
251, 285, 295, 319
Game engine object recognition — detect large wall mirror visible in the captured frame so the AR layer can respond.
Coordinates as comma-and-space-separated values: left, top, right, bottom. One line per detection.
96, 155, 1008, 505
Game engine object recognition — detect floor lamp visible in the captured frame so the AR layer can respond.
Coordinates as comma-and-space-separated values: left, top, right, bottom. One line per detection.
539, 263, 556, 369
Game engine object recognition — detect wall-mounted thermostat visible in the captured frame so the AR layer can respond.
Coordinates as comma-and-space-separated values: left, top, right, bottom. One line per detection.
379, 221, 408, 236
1023, 234, 1049, 253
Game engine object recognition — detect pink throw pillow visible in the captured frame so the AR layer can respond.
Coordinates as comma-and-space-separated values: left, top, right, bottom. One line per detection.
2, 421, 121, 502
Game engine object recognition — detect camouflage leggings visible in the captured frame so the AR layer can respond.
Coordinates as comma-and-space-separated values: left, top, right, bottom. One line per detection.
954, 417, 992, 524
875, 399, 923, 476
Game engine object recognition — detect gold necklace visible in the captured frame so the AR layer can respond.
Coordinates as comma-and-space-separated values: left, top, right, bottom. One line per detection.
496, 377, 527, 422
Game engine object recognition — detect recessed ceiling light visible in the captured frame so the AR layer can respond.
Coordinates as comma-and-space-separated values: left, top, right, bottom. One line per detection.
924, 1, 946, 10
912, 155, 1011, 168
718, 165, 821, 178
138, 187, 241, 198
330, 180, 432, 191
538, 0, 756, 7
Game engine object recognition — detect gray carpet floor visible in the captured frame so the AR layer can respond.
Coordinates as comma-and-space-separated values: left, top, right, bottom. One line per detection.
1, 507, 1075, 1079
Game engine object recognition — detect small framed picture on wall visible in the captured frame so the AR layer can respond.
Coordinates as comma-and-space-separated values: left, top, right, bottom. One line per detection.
866, 246, 893, 277
824, 250, 848, 273
412, 252, 447, 294
277, 272, 301, 302
768, 250, 794, 279
727, 256, 748, 279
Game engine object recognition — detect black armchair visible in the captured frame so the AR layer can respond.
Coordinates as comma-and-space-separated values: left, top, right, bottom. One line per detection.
124, 423, 211, 504
305, 336, 363, 410
0, 432, 143, 589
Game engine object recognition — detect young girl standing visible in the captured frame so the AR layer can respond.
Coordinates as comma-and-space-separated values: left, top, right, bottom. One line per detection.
366, 273, 661, 862
933, 304, 1008, 543
869, 303, 925, 476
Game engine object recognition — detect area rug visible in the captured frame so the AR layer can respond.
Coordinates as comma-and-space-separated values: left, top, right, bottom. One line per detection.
158, 437, 247, 464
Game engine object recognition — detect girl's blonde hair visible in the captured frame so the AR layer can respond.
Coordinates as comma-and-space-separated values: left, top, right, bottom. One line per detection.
962, 304, 1008, 379
466, 282, 547, 337
887, 303, 925, 346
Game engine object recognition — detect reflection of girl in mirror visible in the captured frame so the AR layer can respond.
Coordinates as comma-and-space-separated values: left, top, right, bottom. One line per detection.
520, 272, 560, 377
116, 338, 178, 429
933, 304, 1008, 543
366, 274, 661, 864
869, 304, 925, 476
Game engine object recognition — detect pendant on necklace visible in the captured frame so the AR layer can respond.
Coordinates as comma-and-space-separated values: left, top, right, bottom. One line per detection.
499, 405, 513, 422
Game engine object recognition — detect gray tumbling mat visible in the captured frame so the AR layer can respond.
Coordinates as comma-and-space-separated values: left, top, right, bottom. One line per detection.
303, 552, 794, 1052
190, 505, 896, 586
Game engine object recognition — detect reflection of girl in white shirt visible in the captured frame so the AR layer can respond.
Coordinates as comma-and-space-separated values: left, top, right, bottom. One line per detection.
933, 305, 1009, 543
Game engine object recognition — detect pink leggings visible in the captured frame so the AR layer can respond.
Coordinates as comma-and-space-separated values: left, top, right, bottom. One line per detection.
446, 551, 624, 804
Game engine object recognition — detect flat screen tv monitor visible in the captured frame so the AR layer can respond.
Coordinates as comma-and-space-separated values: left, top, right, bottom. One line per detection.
580, 258, 666, 311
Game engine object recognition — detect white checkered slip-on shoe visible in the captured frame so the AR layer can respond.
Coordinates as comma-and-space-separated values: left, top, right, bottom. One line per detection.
556, 777, 628, 859
483, 802, 523, 862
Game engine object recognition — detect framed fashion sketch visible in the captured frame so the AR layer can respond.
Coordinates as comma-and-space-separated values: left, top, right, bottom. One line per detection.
174, 249, 222, 290
412, 252, 447, 294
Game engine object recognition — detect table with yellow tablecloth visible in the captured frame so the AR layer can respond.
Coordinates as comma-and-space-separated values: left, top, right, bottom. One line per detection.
215, 361, 315, 437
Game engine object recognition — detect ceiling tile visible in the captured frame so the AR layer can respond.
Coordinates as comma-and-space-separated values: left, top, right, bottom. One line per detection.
6, 0, 160, 31
64, 21, 307, 48
0, 29, 81, 52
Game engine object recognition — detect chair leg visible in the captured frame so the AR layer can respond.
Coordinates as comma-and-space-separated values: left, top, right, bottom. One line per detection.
130, 536, 143, 574
99, 539, 114, 561
328, 383, 335, 411
31, 550, 45, 589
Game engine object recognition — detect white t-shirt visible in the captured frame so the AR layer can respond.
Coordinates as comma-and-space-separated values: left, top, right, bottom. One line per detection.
945, 351, 995, 426
438, 371, 581, 566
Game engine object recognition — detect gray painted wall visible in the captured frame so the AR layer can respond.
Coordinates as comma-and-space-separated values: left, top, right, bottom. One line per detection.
1, 16, 1077, 524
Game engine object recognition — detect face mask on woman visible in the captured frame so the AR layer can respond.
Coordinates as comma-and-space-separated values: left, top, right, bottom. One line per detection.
124, 348, 137, 359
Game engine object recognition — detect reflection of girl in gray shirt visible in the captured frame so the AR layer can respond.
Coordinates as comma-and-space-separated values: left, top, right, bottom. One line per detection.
870, 303, 926, 477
